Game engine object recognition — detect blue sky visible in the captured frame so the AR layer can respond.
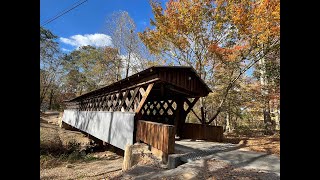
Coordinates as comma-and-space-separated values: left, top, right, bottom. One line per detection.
40, 0, 167, 52
40, 0, 253, 76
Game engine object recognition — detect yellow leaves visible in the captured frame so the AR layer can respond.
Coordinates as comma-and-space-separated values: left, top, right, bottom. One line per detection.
215, 0, 279, 48
176, 36, 189, 50
141, 0, 279, 70
141, 0, 214, 55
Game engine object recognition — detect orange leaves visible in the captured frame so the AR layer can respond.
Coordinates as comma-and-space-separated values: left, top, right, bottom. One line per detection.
141, 0, 279, 73
208, 43, 219, 52
234, 45, 246, 51
208, 42, 248, 63
140, 0, 215, 56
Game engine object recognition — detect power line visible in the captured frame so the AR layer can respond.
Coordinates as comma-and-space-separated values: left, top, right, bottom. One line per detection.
42, 0, 85, 25
41, 0, 88, 26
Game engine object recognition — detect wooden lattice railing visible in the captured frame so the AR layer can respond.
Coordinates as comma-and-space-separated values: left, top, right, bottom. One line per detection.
66, 83, 154, 113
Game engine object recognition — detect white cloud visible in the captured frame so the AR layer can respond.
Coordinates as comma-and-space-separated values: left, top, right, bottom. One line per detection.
60, 33, 113, 48
61, 48, 71, 52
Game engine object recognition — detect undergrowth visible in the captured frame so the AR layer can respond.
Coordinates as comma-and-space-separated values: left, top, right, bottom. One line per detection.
40, 137, 99, 169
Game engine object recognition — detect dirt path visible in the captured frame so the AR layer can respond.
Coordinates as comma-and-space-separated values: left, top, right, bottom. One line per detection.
115, 140, 279, 179
117, 140, 280, 180
40, 113, 124, 179
41, 113, 280, 179
117, 158, 279, 180
176, 139, 280, 175
41, 157, 123, 180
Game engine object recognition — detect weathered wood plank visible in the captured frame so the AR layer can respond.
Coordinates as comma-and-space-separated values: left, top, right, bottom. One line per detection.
135, 83, 154, 113
180, 123, 223, 142
136, 120, 175, 154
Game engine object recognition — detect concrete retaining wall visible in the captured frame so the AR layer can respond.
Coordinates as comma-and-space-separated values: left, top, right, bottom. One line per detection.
62, 110, 135, 150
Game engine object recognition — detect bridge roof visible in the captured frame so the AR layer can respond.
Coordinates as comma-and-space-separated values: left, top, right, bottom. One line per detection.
67, 66, 211, 102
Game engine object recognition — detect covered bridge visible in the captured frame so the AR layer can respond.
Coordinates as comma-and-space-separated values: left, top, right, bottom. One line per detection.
62, 66, 222, 161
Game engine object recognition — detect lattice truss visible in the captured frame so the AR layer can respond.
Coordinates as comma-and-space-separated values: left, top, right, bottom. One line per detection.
142, 100, 176, 116
141, 98, 198, 116
66, 83, 199, 117
66, 84, 152, 112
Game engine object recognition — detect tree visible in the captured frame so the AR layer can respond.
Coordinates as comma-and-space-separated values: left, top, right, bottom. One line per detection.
105, 11, 140, 78
105, 10, 157, 78
253, 46, 280, 132
221, 0, 280, 132
40, 26, 62, 108
139, 0, 280, 129
61, 46, 121, 95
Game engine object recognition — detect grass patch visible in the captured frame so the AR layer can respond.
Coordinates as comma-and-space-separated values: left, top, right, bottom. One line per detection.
40, 151, 101, 169
40, 129, 100, 169
40, 154, 64, 169
83, 154, 99, 162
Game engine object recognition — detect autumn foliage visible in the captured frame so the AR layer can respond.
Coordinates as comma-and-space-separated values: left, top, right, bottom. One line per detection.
139, 0, 280, 128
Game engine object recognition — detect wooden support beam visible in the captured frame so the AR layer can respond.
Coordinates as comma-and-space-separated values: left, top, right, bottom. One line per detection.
174, 98, 184, 137
185, 97, 200, 114
167, 86, 190, 96
117, 90, 129, 111
135, 83, 154, 113
191, 109, 203, 124
139, 87, 145, 96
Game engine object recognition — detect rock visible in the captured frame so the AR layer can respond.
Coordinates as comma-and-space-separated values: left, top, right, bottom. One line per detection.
66, 164, 74, 168
80, 150, 86, 156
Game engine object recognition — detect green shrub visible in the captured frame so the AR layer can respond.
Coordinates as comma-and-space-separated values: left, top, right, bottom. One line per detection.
234, 125, 252, 136
66, 139, 81, 152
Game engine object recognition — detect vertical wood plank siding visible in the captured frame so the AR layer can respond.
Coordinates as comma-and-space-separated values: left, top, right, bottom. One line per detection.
136, 120, 175, 154
180, 123, 224, 142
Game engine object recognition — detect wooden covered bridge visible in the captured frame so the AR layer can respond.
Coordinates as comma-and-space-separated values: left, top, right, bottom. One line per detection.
63, 66, 222, 161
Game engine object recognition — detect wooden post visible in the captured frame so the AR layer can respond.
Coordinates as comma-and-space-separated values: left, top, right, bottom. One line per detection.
174, 98, 184, 137
122, 144, 133, 171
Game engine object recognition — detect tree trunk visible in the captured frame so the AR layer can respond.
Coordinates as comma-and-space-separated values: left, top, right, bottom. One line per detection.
263, 102, 272, 125
49, 88, 53, 110
117, 58, 121, 81
40, 96, 44, 108
40, 85, 49, 107
126, 52, 131, 78
275, 103, 280, 130
259, 57, 273, 134
225, 112, 231, 133
225, 101, 231, 133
